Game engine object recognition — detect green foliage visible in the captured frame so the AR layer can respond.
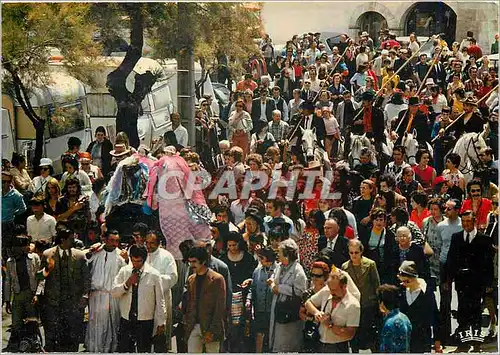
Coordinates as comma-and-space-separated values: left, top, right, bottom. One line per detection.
148, 3, 261, 77
2, 3, 102, 91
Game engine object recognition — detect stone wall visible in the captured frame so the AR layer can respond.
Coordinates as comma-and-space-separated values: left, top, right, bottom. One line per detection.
261, 1, 498, 53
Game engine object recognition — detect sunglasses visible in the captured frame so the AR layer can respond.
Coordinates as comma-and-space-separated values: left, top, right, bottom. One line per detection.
470, 188, 481, 193
493, 201, 498, 205
41, 167, 50, 171
311, 273, 324, 278
80, 162, 90, 166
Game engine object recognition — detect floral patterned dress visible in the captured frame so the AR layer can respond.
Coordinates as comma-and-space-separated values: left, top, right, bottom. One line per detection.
297, 227, 319, 274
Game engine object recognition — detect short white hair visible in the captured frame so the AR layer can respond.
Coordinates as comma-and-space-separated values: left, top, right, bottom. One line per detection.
396, 226, 412, 239
272, 110, 281, 116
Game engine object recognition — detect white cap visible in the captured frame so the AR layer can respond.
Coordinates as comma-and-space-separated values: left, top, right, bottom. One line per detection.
425, 78, 435, 85
381, 49, 389, 55
39, 158, 53, 167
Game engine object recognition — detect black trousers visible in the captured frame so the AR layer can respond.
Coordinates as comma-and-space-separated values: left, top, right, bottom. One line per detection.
320, 341, 349, 353
44, 303, 84, 352
118, 317, 154, 353
456, 287, 483, 333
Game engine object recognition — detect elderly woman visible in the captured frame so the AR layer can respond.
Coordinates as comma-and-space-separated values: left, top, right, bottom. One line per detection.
268, 239, 308, 352
342, 239, 381, 352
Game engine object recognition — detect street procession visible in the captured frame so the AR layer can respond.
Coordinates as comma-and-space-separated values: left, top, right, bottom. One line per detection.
1, 1, 499, 353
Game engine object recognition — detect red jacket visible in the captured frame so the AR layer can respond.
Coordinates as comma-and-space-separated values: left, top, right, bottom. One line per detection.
461, 198, 492, 228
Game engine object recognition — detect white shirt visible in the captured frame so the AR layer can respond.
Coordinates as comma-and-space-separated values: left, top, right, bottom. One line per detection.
303, 114, 313, 130
327, 235, 339, 250
408, 41, 420, 54
112, 263, 166, 324
27, 213, 57, 242
59, 248, 71, 258
260, 101, 267, 122
230, 199, 251, 225
405, 278, 426, 306
29, 175, 52, 195
464, 228, 477, 243
309, 286, 361, 344
431, 94, 448, 114
147, 247, 178, 331
174, 125, 189, 147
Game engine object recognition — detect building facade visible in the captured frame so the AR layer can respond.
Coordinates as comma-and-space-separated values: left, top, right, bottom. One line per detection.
261, 1, 498, 53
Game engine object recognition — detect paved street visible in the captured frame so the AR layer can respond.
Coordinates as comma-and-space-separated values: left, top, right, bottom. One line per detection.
2, 283, 498, 353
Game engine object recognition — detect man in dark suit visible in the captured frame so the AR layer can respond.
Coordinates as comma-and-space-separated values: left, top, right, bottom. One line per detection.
300, 79, 318, 102
288, 100, 326, 156
38, 229, 90, 352
353, 91, 385, 149
429, 52, 447, 92
444, 210, 494, 352
318, 218, 349, 268
453, 97, 485, 138
394, 96, 431, 147
184, 246, 226, 353
276, 69, 296, 102
251, 87, 276, 131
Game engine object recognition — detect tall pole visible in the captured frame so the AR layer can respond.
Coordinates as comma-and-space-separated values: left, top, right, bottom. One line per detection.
177, 3, 196, 148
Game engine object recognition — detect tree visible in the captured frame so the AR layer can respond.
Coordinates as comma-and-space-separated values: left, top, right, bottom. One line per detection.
89, 3, 164, 148
149, 3, 261, 95
2, 3, 101, 170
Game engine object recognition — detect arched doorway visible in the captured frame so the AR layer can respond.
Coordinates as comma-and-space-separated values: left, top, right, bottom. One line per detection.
405, 2, 457, 43
357, 12, 388, 45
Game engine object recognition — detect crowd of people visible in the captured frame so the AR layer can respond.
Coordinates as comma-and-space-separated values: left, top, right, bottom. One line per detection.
1, 28, 499, 354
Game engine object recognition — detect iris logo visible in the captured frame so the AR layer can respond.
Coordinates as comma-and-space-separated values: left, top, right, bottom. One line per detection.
458, 327, 485, 343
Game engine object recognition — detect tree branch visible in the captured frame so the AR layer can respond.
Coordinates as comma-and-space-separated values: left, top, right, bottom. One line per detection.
3, 63, 41, 126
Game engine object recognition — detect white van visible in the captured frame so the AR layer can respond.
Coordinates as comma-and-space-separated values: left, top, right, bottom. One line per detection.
2, 70, 92, 174
84, 56, 174, 148
85, 56, 219, 148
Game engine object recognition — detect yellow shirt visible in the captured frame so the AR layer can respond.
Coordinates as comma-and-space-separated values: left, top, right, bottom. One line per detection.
382, 74, 400, 89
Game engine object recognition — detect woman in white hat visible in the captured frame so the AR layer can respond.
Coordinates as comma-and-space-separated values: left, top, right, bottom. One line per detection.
29, 158, 53, 197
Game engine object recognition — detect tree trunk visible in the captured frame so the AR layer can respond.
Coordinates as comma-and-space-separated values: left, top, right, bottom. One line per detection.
4, 64, 44, 172
106, 4, 156, 148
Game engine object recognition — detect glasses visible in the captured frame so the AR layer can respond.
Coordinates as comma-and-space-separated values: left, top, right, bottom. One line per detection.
311, 273, 324, 278
470, 188, 481, 193
493, 201, 498, 205
478, 153, 485, 156
41, 167, 50, 171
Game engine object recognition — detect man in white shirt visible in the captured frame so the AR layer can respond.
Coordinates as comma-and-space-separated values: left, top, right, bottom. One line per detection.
26, 198, 56, 243
145, 231, 178, 352
170, 112, 188, 148
112, 245, 166, 353
85, 230, 128, 353
305, 268, 361, 352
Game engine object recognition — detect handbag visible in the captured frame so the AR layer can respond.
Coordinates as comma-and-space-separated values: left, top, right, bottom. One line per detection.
274, 285, 302, 324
